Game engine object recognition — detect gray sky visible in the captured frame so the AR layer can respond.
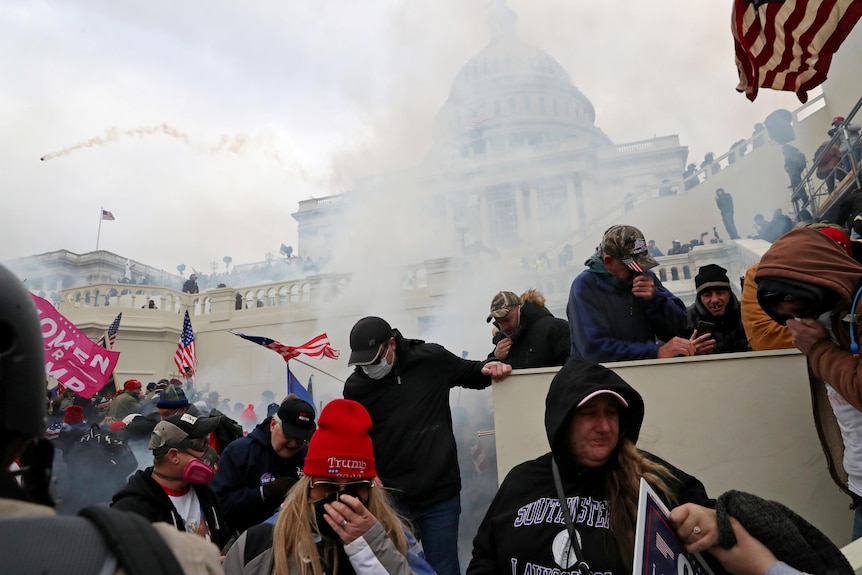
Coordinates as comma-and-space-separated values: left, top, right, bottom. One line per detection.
1, 0, 802, 274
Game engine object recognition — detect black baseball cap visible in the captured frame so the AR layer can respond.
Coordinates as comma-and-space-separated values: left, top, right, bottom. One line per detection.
348, 316, 393, 366
276, 397, 317, 441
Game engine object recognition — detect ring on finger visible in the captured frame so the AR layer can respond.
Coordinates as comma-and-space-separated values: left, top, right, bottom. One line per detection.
692, 525, 702, 536
341, 519, 348, 528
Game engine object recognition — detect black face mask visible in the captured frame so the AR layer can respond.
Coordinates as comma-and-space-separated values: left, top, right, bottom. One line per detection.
312, 485, 371, 540
313, 492, 341, 540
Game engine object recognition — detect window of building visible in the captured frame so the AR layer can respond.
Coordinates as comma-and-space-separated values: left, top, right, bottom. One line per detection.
536, 178, 568, 221
487, 185, 518, 249
524, 96, 531, 112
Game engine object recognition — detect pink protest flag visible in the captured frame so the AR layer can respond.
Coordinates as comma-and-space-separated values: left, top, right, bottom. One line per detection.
32, 295, 121, 399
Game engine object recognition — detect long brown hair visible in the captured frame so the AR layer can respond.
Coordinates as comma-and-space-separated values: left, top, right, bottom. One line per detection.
604, 437, 679, 569
272, 476, 408, 575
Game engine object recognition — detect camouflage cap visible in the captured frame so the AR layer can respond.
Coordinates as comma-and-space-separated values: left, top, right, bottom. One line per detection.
600, 225, 658, 273
486, 291, 521, 323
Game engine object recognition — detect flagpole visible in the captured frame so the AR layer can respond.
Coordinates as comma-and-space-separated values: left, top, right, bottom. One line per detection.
96, 206, 104, 251
291, 356, 345, 383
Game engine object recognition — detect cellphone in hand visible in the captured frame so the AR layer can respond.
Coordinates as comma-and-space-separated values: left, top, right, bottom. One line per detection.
696, 321, 715, 336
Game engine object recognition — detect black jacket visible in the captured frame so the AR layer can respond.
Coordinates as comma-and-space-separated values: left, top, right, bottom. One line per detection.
468, 359, 722, 575
343, 329, 493, 510
488, 296, 570, 368
111, 467, 234, 551
686, 293, 750, 353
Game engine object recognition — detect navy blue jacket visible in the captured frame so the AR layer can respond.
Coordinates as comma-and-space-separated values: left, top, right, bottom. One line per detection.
210, 418, 307, 534
567, 256, 689, 362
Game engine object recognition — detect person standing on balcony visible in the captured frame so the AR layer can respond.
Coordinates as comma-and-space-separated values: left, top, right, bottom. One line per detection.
715, 189, 740, 240
566, 225, 710, 363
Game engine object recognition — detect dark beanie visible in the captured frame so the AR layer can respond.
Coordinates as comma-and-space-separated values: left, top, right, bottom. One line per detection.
156, 385, 189, 408
695, 264, 731, 295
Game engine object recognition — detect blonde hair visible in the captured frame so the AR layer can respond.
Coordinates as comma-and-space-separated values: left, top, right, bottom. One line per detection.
605, 438, 679, 569
272, 476, 408, 575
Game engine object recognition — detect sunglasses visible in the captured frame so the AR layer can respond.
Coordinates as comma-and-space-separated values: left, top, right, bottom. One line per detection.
309, 479, 374, 501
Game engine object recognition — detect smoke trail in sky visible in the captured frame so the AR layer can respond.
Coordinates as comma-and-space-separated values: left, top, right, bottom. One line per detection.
40, 124, 193, 161
40, 124, 288, 167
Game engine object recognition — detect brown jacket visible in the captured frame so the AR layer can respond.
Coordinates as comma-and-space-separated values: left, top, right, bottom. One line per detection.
757, 227, 862, 496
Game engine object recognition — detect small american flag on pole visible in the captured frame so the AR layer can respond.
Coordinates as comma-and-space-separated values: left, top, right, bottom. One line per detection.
174, 310, 197, 374
233, 332, 340, 362
95, 312, 122, 349
101, 209, 115, 221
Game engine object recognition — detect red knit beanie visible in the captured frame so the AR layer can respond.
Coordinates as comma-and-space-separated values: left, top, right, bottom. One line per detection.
63, 405, 85, 425
303, 399, 376, 479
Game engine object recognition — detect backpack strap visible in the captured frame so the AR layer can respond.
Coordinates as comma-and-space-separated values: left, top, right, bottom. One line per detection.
243, 522, 275, 566
79, 506, 186, 575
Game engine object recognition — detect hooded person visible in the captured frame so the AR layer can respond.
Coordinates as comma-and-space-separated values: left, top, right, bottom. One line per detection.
486, 289, 570, 368
468, 359, 726, 575
566, 224, 704, 362
223, 399, 434, 575
686, 264, 750, 354
110, 412, 234, 550
755, 227, 862, 538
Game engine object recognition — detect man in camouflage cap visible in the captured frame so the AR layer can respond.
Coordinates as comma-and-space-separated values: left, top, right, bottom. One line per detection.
486, 290, 570, 368
566, 224, 709, 362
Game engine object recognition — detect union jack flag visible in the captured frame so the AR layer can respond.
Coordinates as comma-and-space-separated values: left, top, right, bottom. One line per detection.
95, 312, 122, 349
174, 310, 197, 375
233, 332, 340, 362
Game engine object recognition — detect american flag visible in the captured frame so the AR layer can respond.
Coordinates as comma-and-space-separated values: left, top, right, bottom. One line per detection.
101, 209, 115, 221
174, 310, 197, 375
233, 332, 340, 362
655, 533, 675, 561
95, 312, 122, 349
733, 0, 862, 102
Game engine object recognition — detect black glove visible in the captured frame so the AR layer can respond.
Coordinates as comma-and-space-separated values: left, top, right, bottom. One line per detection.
262, 476, 296, 502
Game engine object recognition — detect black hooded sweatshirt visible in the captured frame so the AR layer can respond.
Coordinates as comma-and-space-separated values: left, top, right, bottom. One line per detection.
111, 467, 234, 550
467, 359, 717, 575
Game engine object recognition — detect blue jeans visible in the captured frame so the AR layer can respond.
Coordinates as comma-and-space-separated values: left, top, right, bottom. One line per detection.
397, 495, 462, 575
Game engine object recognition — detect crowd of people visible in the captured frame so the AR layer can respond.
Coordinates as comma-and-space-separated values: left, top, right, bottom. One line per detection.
3, 209, 861, 575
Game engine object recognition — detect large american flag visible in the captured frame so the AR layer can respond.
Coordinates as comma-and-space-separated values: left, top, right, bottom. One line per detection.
233, 332, 340, 362
733, 0, 862, 102
95, 312, 122, 349
174, 310, 197, 374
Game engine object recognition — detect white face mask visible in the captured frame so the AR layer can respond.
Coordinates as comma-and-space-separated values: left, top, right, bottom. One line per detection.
362, 348, 393, 380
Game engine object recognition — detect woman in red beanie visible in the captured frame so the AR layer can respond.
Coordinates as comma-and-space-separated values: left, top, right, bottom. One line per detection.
223, 399, 433, 575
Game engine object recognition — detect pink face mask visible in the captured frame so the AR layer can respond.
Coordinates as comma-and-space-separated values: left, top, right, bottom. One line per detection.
182, 447, 218, 484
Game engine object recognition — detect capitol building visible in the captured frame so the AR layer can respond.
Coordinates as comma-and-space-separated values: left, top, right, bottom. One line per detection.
6, 3, 859, 403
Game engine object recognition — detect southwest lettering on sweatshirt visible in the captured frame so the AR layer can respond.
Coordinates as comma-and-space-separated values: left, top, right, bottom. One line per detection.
509, 560, 611, 575
513, 496, 610, 529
